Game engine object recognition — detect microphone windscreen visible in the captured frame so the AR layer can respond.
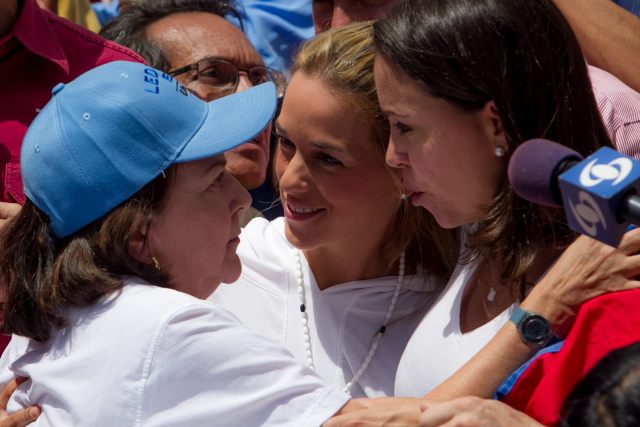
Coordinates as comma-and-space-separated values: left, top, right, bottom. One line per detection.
508, 138, 583, 207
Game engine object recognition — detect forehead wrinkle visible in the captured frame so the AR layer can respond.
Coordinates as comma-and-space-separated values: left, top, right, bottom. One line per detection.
146, 12, 263, 70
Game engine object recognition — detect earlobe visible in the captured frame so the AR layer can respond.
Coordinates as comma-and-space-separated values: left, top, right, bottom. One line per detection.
127, 212, 152, 264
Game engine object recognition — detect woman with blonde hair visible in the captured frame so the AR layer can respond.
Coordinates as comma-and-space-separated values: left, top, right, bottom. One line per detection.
211, 21, 458, 397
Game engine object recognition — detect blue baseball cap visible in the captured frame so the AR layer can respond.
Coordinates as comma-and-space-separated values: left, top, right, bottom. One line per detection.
21, 61, 277, 238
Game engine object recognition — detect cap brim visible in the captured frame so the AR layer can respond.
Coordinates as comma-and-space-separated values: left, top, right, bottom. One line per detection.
175, 82, 277, 162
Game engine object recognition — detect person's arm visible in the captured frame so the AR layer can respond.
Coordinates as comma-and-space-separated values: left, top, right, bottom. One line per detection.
553, 0, 640, 93
143, 302, 350, 426
427, 227, 640, 401
418, 397, 544, 427
325, 229, 640, 425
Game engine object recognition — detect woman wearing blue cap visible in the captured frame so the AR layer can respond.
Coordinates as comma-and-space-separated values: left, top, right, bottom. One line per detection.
0, 61, 351, 426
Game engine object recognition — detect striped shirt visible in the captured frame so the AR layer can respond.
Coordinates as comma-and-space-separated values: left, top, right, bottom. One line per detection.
589, 65, 640, 158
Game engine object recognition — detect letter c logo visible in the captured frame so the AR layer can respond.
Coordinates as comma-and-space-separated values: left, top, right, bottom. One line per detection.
568, 191, 607, 237
579, 157, 633, 188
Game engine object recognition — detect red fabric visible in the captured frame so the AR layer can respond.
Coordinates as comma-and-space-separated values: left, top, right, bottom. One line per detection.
502, 289, 640, 426
0, 336, 10, 355
0, 0, 143, 356
0, 0, 144, 204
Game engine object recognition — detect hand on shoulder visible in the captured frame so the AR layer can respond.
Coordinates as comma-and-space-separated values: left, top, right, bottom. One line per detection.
523, 228, 640, 334
418, 396, 543, 427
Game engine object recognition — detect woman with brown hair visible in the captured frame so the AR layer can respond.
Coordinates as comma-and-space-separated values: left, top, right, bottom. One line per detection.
374, 0, 633, 399
0, 61, 350, 426
325, 0, 640, 424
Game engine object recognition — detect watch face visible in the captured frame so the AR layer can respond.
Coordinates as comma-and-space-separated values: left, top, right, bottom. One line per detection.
522, 315, 551, 344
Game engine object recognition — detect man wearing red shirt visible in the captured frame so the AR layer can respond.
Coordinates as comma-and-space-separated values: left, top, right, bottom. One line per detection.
0, 0, 143, 207
0, 0, 143, 351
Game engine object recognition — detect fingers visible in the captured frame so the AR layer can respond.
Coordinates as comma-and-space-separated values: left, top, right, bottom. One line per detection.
622, 255, 640, 278
0, 407, 40, 427
0, 378, 27, 411
418, 397, 480, 427
618, 227, 640, 253
619, 279, 640, 293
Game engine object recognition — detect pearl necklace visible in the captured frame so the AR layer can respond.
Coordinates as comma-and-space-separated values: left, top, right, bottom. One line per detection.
294, 250, 406, 395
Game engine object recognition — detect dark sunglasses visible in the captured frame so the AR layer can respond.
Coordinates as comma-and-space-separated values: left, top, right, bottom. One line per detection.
168, 57, 286, 98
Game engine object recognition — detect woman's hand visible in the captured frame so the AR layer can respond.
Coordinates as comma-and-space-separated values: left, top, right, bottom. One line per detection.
0, 378, 39, 427
418, 397, 543, 427
524, 228, 640, 334
324, 397, 424, 426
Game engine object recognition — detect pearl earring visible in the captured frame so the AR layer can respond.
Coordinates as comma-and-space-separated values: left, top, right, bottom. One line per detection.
495, 146, 506, 157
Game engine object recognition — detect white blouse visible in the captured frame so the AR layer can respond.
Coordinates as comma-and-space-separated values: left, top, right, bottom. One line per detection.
211, 217, 445, 397
0, 279, 348, 426
394, 260, 516, 397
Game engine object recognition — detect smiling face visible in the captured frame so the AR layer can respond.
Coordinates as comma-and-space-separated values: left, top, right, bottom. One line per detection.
374, 56, 507, 229
275, 72, 400, 252
146, 156, 251, 299
146, 12, 271, 189
312, 0, 400, 32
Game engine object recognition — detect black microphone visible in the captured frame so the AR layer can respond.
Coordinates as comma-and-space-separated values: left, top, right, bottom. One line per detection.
508, 139, 640, 246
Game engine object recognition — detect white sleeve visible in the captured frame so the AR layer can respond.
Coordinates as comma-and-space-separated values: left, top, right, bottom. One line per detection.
139, 303, 349, 427
0, 336, 29, 389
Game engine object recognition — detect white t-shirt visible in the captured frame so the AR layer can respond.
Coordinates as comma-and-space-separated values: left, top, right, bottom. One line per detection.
394, 261, 516, 397
0, 279, 348, 426
211, 217, 445, 397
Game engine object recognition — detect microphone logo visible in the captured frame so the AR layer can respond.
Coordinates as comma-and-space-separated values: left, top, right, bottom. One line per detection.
579, 157, 633, 188
568, 191, 607, 237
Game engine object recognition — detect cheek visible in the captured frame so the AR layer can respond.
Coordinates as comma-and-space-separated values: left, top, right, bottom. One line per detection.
326, 170, 398, 213
406, 144, 436, 180
159, 197, 231, 257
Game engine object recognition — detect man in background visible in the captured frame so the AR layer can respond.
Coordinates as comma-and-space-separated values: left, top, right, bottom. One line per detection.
0, 0, 142, 215
101, 0, 287, 221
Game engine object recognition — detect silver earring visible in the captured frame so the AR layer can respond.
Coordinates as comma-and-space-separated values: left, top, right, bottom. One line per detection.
495, 146, 506, 157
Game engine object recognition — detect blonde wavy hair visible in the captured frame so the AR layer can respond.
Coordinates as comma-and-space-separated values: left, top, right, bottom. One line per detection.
290, 22, 458, 277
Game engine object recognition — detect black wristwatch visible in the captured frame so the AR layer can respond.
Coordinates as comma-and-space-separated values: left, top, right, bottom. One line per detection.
510, 305, 554, 348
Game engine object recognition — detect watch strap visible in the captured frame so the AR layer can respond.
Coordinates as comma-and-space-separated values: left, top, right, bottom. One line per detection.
510, 305, 554, 348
